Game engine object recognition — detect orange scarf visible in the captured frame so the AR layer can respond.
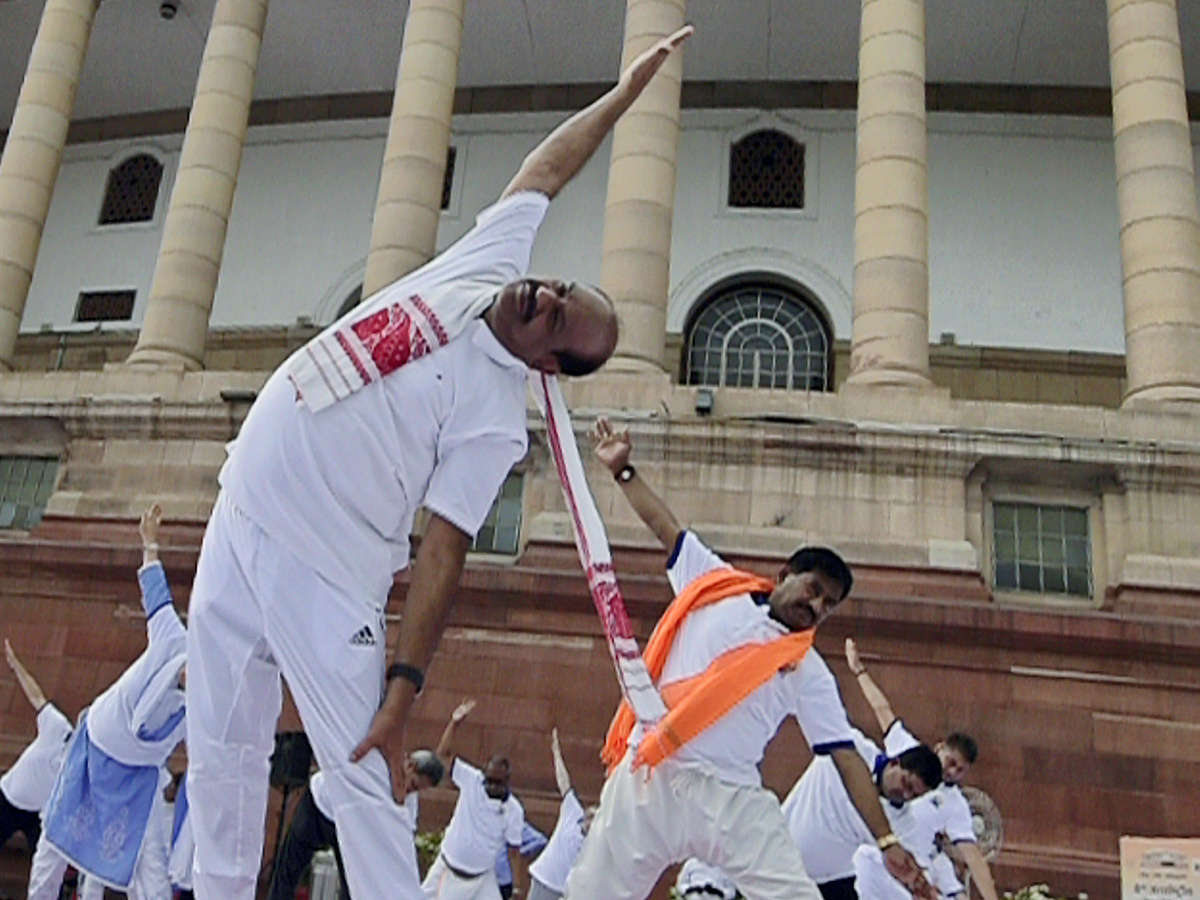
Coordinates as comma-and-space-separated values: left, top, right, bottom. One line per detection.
601, 568, 815, 772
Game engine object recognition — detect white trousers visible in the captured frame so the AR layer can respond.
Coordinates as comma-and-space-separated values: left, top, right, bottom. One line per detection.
27, 793, 171, 900
564, 755, 823, 900
422, 855, 503, 900
186, 493, 422, 900
853, 846, 913, 900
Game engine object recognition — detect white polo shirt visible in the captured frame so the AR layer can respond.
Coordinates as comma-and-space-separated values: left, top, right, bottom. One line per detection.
528, 789, 586, 893
0, 702, 74, 812
220, 192, 548, 599
440, 759, 525, 875
783, 726, 920, 884
628, 531, 855, 787
882, 721, 976, 864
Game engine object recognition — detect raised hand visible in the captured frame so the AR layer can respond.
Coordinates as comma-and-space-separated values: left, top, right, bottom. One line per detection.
139, 503, 162, 547
451, 698, 477, 723
4, 639, 17, 672
590, 416, 631, 476
619, 25, 694, 97
846, 637, 864, 675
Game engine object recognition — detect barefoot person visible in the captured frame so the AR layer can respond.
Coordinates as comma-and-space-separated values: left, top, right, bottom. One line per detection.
185, 27, 692, 900
561, 418, 929, 900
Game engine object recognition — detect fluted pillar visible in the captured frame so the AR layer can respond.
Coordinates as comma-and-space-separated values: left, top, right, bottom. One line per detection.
0, 0, 101, 371
845, 0, 932, 388
362, 0, 465, 296
599, 0, 686, 371
1107, 0, 1200, 403
126, 0, 268, 369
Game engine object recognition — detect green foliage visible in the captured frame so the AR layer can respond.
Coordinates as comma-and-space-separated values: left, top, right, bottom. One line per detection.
415, 830, 444, 878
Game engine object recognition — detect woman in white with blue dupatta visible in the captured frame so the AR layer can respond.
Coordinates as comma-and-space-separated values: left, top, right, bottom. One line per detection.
27, 504, 186, 900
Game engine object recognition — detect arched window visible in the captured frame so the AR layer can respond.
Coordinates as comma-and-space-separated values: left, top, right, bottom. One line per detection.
728, 130, 805, 209
99, 154, 164, 225
685, 282, 831, 391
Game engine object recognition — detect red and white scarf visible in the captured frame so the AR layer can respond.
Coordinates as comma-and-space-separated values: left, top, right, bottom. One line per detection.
287, 284, 665, 727
532, 374, 666, 727
286, 277, 498, 411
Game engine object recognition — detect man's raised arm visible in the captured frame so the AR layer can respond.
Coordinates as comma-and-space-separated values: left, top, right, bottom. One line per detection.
501, 26, 692, 201
435, 697, 476, 773
4, 639, 47, 712
591, 416, 681, 551
846, 638, 897, 734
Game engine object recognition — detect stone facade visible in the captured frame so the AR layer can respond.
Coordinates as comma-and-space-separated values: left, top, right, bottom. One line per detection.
1, 367, 1198, 897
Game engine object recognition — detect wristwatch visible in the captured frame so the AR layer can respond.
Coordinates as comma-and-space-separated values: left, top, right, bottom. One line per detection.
616, 464, 637, 484
877, 833, 901, 852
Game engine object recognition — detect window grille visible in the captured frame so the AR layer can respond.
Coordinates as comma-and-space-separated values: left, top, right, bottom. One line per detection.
685, 284, 830, 391
992, 502, 1092, 597
471, 471, 523, 555
0, 457, 59, 531
442, 147, 457, 211
728, 130, 804, 209
75, 290, 136, 323
99, 154, 164, 225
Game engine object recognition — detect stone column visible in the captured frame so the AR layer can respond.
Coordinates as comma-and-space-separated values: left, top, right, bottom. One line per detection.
1107, 0, 1200, 403
126, 0, 268, 369
599, 0, 686, 371
0, 0, 101, 371
361, 0, 465, 297
845, 0, 932, 388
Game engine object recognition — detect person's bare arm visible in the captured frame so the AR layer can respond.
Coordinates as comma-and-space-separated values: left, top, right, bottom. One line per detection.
4, 640, 47, 711
509, 845, 527, 897
501, 26, 692, 200
846, 638, 897, 734
436, 698, 477, 772
591, 416, 682, 551
830, 748, 933, 900
551, 727, 572, 797
959, 843, 1000, 900
351, 513, 472, 801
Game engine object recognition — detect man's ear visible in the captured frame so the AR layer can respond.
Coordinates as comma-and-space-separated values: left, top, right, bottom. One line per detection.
777, 563, 793, 583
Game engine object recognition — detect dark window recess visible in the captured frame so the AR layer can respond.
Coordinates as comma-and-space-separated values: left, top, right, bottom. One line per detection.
728, 130, 805, 209
442, 146, 457, 210
99, 154, 164, 225
992, 502, 1092, 598
685, 283, 831, 391
76, 290, 136, 323
471, 471, 523, 555
0, 456, 59, 531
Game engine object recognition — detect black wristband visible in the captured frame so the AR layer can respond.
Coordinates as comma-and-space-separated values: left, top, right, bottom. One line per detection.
386, 663, 425, 694
616, 464, 636, 484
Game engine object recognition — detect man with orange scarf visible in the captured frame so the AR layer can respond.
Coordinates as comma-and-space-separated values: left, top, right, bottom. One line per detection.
561, 418, 929, 900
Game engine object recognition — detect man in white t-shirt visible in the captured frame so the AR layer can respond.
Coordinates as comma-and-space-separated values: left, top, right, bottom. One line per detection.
0, 640, 73, 858
184, 27, 693, 900
424, 703, 526, 900
562, 419, 929, 900
781, 724, 942, 900
845, 639, 999, 900
527, 729, 593, 900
